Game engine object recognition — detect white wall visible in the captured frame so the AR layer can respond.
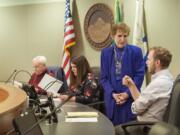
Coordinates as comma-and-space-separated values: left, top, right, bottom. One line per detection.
0, 2, 65, 81
0, 0, 179, 82
143, 0, 180, 77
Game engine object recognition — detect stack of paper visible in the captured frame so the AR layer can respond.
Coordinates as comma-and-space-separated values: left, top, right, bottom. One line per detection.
65, 112, 98, 122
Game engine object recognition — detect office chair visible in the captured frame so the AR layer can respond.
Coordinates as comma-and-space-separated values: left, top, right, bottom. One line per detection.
148, 122, 180, 135
118, 74, 180, 135
90, 66, 105, 114
47, 66, 68, 93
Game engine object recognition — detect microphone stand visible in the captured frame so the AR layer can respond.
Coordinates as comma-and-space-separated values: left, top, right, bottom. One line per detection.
5, 69, 17, 83
38, 80, 59, 123
22, 93, 74, 135
46, 95, 58, 124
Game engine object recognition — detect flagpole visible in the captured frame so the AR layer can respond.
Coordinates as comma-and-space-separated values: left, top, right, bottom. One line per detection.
133, 0, 150, 86
143, 2, 151, 85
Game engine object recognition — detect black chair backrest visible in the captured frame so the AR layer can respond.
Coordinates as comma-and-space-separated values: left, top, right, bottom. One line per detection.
91, 66, 103, 101
91, 66, 105, 114
116, 75, 180, 135
163, 74, 180, 128
91, 67, 100, 79
148, 122, 180, 135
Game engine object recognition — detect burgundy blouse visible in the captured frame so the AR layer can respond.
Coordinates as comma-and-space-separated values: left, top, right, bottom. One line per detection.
29, 69, 54, 94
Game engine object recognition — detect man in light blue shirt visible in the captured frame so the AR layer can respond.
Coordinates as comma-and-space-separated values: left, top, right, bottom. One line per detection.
115, 47, 173, 135
123, 46, 173, 121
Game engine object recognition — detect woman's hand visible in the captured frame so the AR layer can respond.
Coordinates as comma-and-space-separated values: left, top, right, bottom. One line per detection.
59, 95, 76, 102
112, 92, 128, 105
59, 95, 69, 101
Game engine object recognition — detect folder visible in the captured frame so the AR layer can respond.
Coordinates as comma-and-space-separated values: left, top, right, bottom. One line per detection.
66, 112, 98, 118
65, 112, 98, 122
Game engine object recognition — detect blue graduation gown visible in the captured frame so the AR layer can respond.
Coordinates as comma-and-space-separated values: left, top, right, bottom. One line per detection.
100, 44, 145, 125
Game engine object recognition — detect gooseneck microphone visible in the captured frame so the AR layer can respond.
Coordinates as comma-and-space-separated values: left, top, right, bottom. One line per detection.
5, 69, 17, 83
12, 69, 31, 85
21, 93, 74, 135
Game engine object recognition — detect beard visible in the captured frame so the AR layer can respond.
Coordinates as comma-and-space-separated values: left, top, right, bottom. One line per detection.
148, 63, 156, 74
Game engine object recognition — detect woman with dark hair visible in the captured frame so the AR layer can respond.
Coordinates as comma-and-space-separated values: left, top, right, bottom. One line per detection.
58, 55, 99, 104
70, 55, 92, 88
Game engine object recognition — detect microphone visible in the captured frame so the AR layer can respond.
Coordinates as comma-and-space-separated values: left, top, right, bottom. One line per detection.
12, 69, 31, 85
21, 84, 39, 102
83, 78, 98, 90
21, 93, 75, 135
39, 91, 58, 123
5, 69, 17, 83
43, 80, 58, 92
90, 79, 98, 89
28, 80, 59, 120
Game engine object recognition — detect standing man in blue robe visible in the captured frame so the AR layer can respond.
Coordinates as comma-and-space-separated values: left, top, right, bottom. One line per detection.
100, 23, 145, 125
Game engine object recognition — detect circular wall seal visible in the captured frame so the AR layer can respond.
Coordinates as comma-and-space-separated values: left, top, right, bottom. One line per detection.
84, 3, 114, 50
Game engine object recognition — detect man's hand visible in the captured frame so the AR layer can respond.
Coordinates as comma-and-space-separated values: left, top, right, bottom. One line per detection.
122, 75, 134, 87
123, 75, 140, 100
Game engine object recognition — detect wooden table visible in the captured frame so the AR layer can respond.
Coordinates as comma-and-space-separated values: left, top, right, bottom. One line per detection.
0, 83, 27, 135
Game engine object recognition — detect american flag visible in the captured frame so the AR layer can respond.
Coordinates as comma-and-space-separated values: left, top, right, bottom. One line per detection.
61, 0, 75, 85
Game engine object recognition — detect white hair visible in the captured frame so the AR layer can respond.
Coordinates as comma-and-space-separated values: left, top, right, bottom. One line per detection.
32, 55, 47, 65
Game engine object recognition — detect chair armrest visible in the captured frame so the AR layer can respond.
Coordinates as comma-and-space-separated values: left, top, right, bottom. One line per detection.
87, 101, 104, 106
121, 121, 156, 135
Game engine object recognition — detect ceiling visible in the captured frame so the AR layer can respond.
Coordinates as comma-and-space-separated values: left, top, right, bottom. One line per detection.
0, 0, 65, 7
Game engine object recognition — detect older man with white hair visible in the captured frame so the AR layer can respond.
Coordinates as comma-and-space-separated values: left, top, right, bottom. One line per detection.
29, 56, 51, 94
29, 56, 68, 94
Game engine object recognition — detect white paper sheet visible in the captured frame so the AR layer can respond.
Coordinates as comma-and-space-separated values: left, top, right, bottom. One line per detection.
38, 73, 63, 94
65, 117, 98, 122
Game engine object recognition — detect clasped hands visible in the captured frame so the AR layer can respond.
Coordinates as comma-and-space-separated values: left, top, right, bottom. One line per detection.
112, 92, 128, 105
112, 75, 134, 105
